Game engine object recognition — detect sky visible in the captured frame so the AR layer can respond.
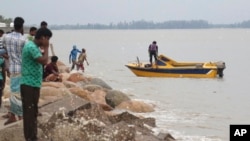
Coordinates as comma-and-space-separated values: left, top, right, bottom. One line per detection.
1, 0, 250, 25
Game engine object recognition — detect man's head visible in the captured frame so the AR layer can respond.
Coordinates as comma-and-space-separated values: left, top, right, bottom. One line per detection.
35, 28, 52, 46
40, 21, 48, 28
29, 27, 37, 36
153, 41, 157, 44
82, 48, 86, 53
14, 17, 25, 31
51, 56, 58, 63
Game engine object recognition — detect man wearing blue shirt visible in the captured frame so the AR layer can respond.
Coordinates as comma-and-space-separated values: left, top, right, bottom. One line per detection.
69, 45, 81, 70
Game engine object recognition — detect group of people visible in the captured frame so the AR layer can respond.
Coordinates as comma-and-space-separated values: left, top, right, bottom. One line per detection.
69, 45, 89, 72
0, 16, 156, 141
0, 17, 52, 141
0, 17, 90, 140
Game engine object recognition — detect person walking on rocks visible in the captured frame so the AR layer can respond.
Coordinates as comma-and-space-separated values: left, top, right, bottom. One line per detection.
69, 45, 81, 70
20, 27, 52, 141
77, 48, 89, 72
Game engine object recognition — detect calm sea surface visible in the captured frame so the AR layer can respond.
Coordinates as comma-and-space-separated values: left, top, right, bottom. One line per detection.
50, 29, 250, 141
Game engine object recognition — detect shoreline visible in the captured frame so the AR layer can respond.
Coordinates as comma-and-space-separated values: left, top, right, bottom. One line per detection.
0, 65, 176, 141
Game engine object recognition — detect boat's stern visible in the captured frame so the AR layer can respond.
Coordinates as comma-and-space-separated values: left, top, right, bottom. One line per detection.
215, 61, 226, 77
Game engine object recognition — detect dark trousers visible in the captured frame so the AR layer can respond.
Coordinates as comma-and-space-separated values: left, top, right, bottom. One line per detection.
21, 84, 40, 141
71, 60, 77, 70
149, 51, 157, 64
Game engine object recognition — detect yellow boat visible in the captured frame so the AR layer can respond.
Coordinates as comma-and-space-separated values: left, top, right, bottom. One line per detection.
125, 54, 226, 78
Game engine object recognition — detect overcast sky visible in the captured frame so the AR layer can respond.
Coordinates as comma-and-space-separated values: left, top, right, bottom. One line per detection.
1, 0, 250, 25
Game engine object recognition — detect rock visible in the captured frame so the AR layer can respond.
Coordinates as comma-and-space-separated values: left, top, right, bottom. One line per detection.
42, 81, 66, 88
157, 132, 176, 141
0, 123, 43, 141
88, 90, 106, 104
89, 78, 112, 90
105, 90, 131, 108
57, 60, 66, 66
83, 84, 103, 92
102, 121, 136, 141
68, 87, 91, 101
58, 65, 70, 73
98, 103, 114, 111
56, 60, 70, 73
109, 111, 156, 128
39, 86, 71, 107
116, 100, 155, 113
88, 90, 113, 111
39, 94, 90, 116
135, 134, 163, 141
61, 72, 70, 81
68, 103, 111, 125
67, 72, 86, 83
39, 103, 164, 141
0, 123, 25, 141
62, 80, 79, 88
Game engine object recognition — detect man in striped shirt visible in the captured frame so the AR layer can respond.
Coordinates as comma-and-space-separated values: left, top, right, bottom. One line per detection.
2, 17, 26, 125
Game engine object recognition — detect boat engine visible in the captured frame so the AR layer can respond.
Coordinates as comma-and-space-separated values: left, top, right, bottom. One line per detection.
215, 61, 226, 77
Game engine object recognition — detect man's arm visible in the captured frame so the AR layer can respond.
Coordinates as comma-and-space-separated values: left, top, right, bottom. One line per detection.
36, 46, 49, 65
84, 56, 89, 65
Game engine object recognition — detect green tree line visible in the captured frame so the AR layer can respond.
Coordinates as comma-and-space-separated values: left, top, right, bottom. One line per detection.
1, 15, 250, 29
0, 15, 12, 25
50, 20, 250, 30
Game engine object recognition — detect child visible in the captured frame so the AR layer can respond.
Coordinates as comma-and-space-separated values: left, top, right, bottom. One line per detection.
77, 48, 89, 72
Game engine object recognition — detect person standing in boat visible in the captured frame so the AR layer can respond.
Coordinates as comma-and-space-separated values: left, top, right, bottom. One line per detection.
148, 41, 158, 65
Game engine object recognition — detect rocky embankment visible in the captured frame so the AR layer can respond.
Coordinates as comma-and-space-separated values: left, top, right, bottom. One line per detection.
0, 61, 175, 141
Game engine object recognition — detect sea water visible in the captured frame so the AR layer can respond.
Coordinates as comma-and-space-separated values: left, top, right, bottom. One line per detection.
50, 29, 250, 141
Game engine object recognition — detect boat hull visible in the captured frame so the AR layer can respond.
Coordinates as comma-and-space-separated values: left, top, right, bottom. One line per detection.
126, 65, 218, 78
125, 55, 225, 78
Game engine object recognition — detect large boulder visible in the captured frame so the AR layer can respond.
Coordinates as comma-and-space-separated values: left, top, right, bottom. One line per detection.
88, 90, 113, 111
68, 87, 91, 101
60, 72, 70, 81
62, 80, 79, 88
42, 81, 66, 88
67, 72, 87, 83
116, 100, 155, 113
83, 84, 103, 92
105, 90, 131, 108
89, 78, 112, 90
39, 86, 71, 107
38, 103, 171, 141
